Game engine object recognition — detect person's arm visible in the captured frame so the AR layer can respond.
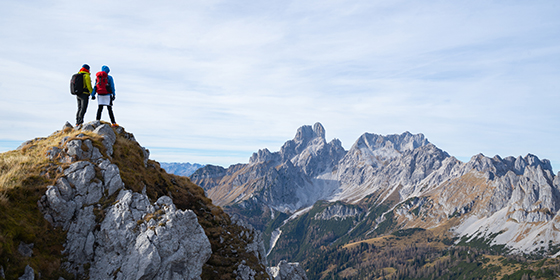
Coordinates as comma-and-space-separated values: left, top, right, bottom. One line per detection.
91, 78, 97, 98
108, 76, 116, 97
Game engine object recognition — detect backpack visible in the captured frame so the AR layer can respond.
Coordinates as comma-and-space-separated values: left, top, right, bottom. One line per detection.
95, 71, 112, 95
70, 73, 85, 95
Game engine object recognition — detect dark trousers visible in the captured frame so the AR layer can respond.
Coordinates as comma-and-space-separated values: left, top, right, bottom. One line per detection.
96, 105, 116, 124
76, 94, 89, 125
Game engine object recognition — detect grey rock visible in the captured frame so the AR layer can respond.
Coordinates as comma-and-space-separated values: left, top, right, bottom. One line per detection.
236, 264, 257, 280
90, 190, 212, 280
267, 261, 308, 280
46, 147, 62, 161
57, 177, 75, 201
314, 204, 362, 220
231, 215, 267, 266
63, 206, 97, 272
64, 161, 96, 193
81, 120, 101, 132
142, 147, 150, 167
0, 265, 4, 279
65, 139, 85, 162
18, 242, 34, 257
98, 159, 124, 196
44, 185, 76, 227
91, 147, 103, 162
18, 265, 34, 280
93, 124, 116, 156
63, 121, 73, 130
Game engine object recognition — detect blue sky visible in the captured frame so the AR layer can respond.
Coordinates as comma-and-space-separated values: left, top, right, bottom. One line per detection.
1, 1, 559, 171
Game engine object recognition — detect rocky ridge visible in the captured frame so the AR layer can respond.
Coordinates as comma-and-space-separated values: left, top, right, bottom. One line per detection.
0, 121, 274, 279
192, 122, 560, 259
39, 122, 212, 279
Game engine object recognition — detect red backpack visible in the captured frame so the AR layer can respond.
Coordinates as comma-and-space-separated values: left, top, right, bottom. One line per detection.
95, 71, 112, 95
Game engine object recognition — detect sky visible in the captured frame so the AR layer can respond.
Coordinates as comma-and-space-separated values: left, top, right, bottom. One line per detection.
1, 0, 559, 172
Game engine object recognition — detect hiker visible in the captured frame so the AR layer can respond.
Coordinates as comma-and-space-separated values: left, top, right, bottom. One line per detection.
74, 64, 93, 126
91, 65, 118, 127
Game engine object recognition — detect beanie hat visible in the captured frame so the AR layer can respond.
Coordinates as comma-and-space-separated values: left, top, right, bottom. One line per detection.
82, 64, 90, 70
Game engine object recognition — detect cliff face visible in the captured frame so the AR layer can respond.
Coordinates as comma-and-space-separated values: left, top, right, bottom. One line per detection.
0, 121, 271, 279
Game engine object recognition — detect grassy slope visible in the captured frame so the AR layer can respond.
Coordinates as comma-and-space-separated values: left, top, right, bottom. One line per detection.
0, 125, 269, 279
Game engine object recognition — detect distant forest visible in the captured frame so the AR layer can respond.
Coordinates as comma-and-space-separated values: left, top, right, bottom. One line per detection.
303, 243, 560, 280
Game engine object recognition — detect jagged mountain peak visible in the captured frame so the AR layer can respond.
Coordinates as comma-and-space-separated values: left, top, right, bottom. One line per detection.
465, 153, 554, 178
294, 122, 326, 143
191, 123, 560, 276
352, 131, 429, 154
250, 123, 344, 167
281, 123, 329, 161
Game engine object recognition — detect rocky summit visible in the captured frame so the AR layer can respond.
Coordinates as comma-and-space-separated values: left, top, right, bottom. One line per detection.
1, 121, 307, 280
192, 122, 560, 278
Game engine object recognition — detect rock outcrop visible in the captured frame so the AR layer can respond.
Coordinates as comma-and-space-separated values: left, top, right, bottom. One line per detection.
38, 121, 212, 279
1, 121, 277, 279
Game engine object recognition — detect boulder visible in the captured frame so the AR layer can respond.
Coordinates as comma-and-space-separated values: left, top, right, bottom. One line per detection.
89, 190, 212, 280
267, 261, 308, 280
93, 124, 116, 156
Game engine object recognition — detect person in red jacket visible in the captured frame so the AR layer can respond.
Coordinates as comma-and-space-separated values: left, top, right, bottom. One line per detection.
75, 64, 93, 126
91, 65, 118, 127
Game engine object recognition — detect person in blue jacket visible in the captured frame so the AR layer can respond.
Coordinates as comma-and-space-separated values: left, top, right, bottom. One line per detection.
91, 65, 118, 127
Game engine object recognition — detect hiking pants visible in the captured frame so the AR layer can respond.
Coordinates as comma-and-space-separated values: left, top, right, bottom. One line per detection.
96, 105, 116, 124
76, 94, 89, 125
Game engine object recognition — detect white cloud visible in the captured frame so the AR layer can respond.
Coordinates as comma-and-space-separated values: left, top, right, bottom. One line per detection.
1, 0, 559, 171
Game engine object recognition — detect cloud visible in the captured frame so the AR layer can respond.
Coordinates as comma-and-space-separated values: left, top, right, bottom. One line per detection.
1, 0, 560, 171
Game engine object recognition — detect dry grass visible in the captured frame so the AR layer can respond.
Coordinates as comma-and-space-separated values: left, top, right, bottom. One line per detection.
0, 153, 41, 193
0, 125, 270, 279
0, 128, 103, 279
343, 224, 452, 251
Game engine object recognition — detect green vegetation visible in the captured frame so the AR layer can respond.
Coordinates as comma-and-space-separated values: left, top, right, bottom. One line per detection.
267, 201, 360, 264
302, 232, 560, 280
392, 228, 426, 237
457, 231, 509, 255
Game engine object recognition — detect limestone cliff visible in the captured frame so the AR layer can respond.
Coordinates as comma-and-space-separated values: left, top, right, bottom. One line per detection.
192, 122, 560, 260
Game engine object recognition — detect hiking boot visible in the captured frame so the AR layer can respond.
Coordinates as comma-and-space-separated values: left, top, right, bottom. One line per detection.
111, 123, 119, 127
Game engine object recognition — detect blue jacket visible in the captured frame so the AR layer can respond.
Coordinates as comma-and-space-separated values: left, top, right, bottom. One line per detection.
91, 65, 116, 97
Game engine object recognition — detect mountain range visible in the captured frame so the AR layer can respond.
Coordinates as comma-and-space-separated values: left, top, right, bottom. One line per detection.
160, 162, 205, 177
2, 120, 560, 279
0, 121, 307, 280
191, 122, 560, 278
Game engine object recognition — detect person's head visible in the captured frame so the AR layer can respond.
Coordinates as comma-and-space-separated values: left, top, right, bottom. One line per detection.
82, 64, 90, 71
102, 65, 110, 73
